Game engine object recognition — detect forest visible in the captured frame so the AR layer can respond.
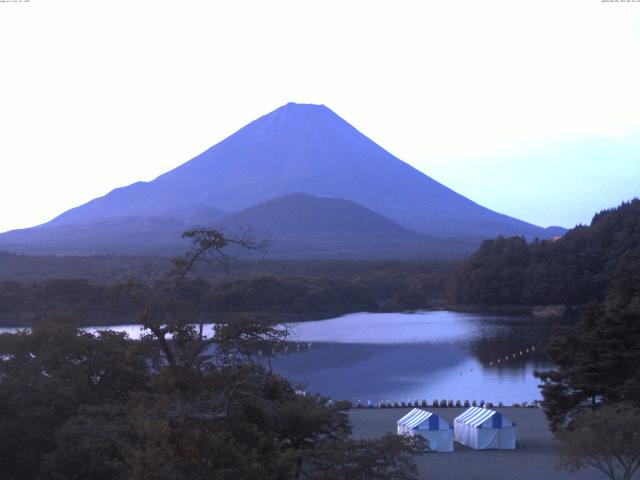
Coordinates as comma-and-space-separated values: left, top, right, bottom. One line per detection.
0, 258, 452, 327
5, 199, 639, 328
2, 201, 639, 479
446, 199, 640, 479
0, 229, 427, 480
534, 211, 640, 478
448, 199, 640, 307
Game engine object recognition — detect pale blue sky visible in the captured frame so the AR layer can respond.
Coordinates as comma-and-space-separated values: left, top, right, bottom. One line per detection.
426, 134, 640, 228
0, 0, 638, 232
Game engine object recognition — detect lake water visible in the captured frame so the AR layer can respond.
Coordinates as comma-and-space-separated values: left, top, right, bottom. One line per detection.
274, 311, 554, 405
0, 311, 554, 404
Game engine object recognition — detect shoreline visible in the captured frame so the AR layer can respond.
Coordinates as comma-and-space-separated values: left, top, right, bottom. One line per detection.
0, 303, 571, 329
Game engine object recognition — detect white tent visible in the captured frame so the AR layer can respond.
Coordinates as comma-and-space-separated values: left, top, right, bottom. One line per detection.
454, 406, 517, 450
397, 408, 454, 452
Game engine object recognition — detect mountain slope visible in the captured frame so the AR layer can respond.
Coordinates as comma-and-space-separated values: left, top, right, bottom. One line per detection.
0, 102, 564, 256
43, 102, 557, 239
218, 192, 417, 239
215, 193, 475, 258
0, 194, 476, 258
0, 206, 225, 255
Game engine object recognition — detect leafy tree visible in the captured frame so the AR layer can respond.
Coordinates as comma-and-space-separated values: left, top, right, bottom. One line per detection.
535, 244, 640, 430
0, 319, 150, 480
43, 405, 136, 480
0, 228, 426, 479
556, 405, 640, 480
305, 433, 426, 480
119, 228, 266, 372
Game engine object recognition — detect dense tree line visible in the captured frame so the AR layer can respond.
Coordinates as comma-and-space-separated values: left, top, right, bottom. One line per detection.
535, 238, 640, 428
0, 265, 452, 327
448, 199, 640, 306
0, 279, 131, 325
0, 251, 452, 284
443, 199, 640, 478
451, 200, 640, 479
533, 240, 640, 479
0, 229, 425, 480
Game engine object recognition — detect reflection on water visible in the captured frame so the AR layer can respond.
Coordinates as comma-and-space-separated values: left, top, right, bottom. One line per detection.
284, 311, 485, 344
0, 311, 554, 404
273, 311, 553, 404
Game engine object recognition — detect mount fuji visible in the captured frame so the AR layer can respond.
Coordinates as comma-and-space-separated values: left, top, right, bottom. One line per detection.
0, 102, 563, 257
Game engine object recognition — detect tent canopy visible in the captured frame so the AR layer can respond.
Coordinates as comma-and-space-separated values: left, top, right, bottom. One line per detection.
454, 406, 514, 429
454, 407, 517, 450
397, 408, 454, 452
397, 408, 451, 431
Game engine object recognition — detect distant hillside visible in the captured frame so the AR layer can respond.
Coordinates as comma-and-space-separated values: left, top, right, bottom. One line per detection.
0, 194, 476, 259
216, 193, 476, 258
0, 102, 563, 257
0, 208, 224, 255
448, 199, 640, 306
219, 193, 413, 238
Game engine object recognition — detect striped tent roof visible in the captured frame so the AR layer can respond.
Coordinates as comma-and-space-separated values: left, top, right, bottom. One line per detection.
397, 408, 434, 428
455, 407, 501, 428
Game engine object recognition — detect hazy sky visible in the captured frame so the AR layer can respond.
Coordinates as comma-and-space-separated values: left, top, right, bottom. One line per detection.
1, 0, 639, 233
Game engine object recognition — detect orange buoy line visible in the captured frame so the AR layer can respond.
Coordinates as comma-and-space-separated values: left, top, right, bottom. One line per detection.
487, 345, 537, 367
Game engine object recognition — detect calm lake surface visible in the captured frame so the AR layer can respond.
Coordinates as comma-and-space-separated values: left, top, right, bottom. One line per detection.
275, 311, 554, 404
0, 311, 554, 404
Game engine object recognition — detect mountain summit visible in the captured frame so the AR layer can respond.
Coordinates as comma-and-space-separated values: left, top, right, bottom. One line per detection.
46, 102, 551, 237
0, 102, 561, 256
